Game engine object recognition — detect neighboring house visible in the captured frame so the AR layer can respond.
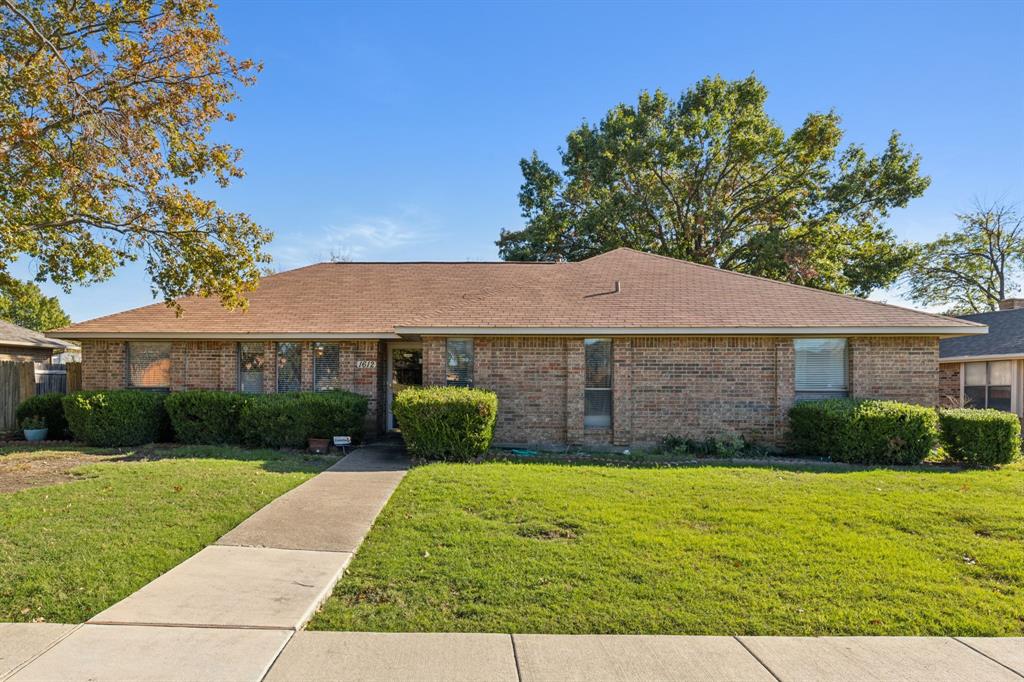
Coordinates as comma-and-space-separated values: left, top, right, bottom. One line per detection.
51, 248, 984, 447
0, 319, 75, 364
939, 299, 1024, 421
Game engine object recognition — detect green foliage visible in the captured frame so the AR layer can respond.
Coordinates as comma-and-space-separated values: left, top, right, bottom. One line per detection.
789, 398, 939, 465
238, 391, 369, 449
904, 202, 1024, 314
0, 0, 271, 309
657, 433, 763, 458
0, 276, 70, 331
165, 390, 249, 444
392, 386, 498, 461
939, 409, 1021, 467
62, 390, 169, 447
19, 415, 45, 430
16, 393, 69, 439
497, 75, 928, 296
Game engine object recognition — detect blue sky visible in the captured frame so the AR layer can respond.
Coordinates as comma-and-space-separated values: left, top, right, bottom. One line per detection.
22, 0, 1024, 321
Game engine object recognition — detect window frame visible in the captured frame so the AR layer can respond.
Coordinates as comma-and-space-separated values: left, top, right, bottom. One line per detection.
313, 341, 342, 392
963, 360, 1012, 412
794, 338, 848, 400
445, 338, 474, 387
584, 338, 612, 429
125, 341, 171, 390
276, 342, 302, 393
237, 342, 265, 394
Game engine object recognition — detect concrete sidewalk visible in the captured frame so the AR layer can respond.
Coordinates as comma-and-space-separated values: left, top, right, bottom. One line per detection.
4, 627, 1021, 681
2, 441, 409, 681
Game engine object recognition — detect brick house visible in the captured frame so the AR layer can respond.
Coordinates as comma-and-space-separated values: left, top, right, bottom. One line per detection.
939, 299, 1024, 421
52, 248, 984, 447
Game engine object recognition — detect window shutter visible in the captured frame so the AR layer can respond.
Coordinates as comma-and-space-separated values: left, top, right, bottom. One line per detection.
794, 339, 847, 394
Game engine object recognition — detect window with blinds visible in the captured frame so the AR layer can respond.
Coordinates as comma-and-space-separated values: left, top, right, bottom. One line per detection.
794, 339, 847, 399
584, 338, 612, 428
314, 342, 341, 391
127, 341, 171, 389
238, 342, 265, 394
276, 342, 301, 393
964, 360, 1011, 411
446, 339, 473, 386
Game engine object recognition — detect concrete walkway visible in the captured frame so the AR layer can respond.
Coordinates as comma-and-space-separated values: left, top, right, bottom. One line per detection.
2, 441, 409, 681
4, 626, 1021, 681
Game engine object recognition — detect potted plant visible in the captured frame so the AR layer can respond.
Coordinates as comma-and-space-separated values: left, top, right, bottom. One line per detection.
22, 416, 48, 442
307, 436, 330, 454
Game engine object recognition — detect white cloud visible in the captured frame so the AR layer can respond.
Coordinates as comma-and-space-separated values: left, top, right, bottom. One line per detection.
269, 216, 438, 268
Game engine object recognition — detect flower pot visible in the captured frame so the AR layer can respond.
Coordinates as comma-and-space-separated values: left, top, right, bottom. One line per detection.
308, 437, 330, 454
24, 428, 48, 442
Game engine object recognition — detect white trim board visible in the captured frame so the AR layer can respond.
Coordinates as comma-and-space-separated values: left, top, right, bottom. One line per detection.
394, 326, 987, 337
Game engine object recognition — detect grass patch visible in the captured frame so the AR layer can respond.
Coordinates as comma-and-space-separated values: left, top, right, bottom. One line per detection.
310, 460, 1024, 636
0, 445, 334, 623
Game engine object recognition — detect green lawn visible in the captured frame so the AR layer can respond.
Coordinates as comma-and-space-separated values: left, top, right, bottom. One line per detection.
0, 445, 334, 623
310, 460, 1024, 636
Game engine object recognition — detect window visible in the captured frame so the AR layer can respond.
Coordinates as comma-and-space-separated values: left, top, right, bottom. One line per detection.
276, 342, 302, 393
446, 339, 473, 386
314, 342, 341, 391
964, 361, 1011, 411
127, 341, 171, 389
238, 342, 265, 394
795, 338, 848, 398
584, 338, 612, 428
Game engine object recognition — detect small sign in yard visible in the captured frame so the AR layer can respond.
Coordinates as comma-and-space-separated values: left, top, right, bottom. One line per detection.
355, 360, 377, 369
333, 436, 352, 446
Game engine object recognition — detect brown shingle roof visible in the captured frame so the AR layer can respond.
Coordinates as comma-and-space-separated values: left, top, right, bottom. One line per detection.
52, 248, 984, 338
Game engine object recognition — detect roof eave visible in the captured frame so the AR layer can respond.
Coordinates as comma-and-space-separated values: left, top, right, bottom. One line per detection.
48, 331, 402, 341
394, 325, 988, 337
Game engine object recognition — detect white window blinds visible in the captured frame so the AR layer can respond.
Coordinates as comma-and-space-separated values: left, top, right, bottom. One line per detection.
127, 341, 171, 388
794, 339, 848, 395
584, 338, 612, 428
446, 339, 473, 386
276, 342, 302, 393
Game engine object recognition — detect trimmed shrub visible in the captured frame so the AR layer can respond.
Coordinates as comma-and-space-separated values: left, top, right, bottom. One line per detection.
165, 390, 249, 444
789, 398, 939, 465
939, 408, 1021, 467
238, 391, 369, 449
63, 390, 169, 447
15, 393, 70, 439
392, 386, 498, 461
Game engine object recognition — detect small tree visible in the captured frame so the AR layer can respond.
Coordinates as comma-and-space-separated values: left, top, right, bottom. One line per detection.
0, 0, 271, 309
904, 202, 1023, 314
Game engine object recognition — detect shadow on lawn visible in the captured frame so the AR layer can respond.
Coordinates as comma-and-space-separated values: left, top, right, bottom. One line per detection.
483, 450, 970, 475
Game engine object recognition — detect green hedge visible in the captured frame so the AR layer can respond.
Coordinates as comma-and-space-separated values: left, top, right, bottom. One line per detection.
939, 408, 1021, 467
392, 386, 498, 461
238, 391, 369, 449
15, 393, 70, 439
165, 390, 249, 444
63, 390, 169, 447
789, 398, 939, 465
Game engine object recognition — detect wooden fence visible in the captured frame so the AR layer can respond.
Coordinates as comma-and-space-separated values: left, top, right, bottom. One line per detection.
67, 362, 82, 393
0, 361, 37, 432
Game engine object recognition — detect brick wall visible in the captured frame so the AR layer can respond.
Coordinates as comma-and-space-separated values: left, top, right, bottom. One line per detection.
848, 336, 939, 406
81, 338, 382, 434
82, 335, 941, 447
939, 362, 961, 408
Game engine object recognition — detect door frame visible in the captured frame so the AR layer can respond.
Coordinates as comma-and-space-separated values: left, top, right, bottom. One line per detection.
385, 342, 423, 431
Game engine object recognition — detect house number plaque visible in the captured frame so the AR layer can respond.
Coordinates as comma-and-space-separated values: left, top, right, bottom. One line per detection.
355, 360, 377, 369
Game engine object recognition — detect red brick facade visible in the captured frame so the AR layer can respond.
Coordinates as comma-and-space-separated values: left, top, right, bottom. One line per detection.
82, 335, 941, 447
939, 362, 962, 408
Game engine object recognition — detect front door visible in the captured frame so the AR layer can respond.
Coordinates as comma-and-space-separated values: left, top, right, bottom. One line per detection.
387, 344, 423, 430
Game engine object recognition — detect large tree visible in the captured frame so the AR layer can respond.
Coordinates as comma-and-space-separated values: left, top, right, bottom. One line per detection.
497, 76, 930, 296
904, 202, 1023, 314
0, 275, 70, 330
0, 0, 271, 310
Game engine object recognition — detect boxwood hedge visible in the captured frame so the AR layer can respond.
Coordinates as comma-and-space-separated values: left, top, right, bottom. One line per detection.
789, 398, 939, 465
62, 390, 169, 447
15, 393, 70, 440
165, 390, 249, 444
392, 386, 498, 461
938, 408, 1021, 467
238, 391, 369, 449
